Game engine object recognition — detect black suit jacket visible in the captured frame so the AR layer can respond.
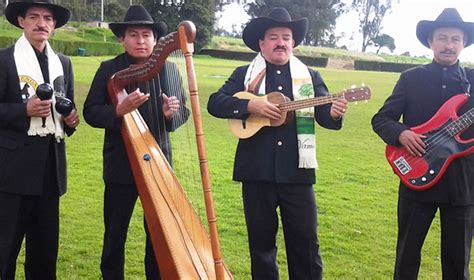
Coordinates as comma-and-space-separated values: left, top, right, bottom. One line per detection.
83, 53, 189, 185
372, 61, 474, 205
0, 45, 75, 196
207, 62, 342, 184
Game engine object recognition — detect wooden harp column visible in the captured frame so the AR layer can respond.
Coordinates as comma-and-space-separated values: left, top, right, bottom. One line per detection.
106, 21, 232, 279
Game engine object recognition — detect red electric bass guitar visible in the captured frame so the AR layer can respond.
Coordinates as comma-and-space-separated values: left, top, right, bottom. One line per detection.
385, 93, 474, 190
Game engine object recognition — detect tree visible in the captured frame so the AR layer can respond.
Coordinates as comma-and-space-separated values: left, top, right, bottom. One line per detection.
55, 0, 128, 22
373, 33, 395, 53
352, 0, 391, 52
246, 0, 345, 47
142, 0, 216, 52
55, 0, 101, 22
105, 2, 127, 22
179, 1, 216, 52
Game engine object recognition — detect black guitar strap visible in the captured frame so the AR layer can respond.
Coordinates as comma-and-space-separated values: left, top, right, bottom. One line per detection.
460, 66, 471, 94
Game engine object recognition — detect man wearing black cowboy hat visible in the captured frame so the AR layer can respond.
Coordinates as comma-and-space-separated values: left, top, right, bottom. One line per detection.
83, 4, 189, 279
208, 7, 347, 279
372, 8, 474, 279
0, 0, 78, 278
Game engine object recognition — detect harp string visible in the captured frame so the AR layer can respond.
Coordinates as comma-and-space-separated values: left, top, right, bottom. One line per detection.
149, 75, 166, 153
137, 48, 211, 267
145, 79, 156, 138
164, 49, 207, 225
131, 69, 202, 228
140, 50, 207, 238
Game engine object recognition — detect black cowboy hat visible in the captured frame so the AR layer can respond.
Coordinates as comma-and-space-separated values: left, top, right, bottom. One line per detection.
416, 8, 474, 48
242, 7, 308, 52
109, 5, 168, 39
5, 0, 70, 29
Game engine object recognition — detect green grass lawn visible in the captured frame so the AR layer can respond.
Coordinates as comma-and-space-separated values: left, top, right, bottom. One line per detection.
13, 55, 472, 279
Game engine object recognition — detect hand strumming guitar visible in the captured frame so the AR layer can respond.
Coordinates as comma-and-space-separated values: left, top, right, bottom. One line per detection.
398, 130, 427, 157
247, 99, 281, 120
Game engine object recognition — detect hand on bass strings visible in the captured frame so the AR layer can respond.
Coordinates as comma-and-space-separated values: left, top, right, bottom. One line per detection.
115, 88, 149, 117
247, 99, 281, 120
162, 93, 180, 120
398, 129, 426, 157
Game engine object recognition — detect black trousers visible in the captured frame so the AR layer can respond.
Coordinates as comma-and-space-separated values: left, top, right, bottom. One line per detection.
0, 145, 60, 280
100, 182, 160, 280
394, 196, 474, 280
242, 182, 322, 280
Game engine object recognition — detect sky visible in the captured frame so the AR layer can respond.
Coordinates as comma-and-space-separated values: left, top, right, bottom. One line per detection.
217, 0, 474, 63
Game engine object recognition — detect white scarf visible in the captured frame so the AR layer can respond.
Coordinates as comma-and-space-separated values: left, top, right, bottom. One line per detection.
14, 33, 65, 142
244, 53, 317, 169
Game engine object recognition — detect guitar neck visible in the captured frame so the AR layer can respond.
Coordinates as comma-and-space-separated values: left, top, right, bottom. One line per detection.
446, 107, 474, 136
279, 93, 343, 112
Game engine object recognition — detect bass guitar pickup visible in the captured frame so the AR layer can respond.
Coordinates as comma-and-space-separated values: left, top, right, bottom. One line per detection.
393, 156, 411, 175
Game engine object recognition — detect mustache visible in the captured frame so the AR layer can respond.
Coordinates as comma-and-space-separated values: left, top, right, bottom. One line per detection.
33, 27, 48, 32
440, 49, 456, 54
273, 46, 287, 51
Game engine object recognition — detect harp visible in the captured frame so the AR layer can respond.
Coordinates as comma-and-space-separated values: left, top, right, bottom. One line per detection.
106, 21, 233, 279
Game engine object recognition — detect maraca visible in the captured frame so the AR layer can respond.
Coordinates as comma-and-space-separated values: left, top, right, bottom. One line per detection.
55, 97, 74, 116
36, 83, 53, 127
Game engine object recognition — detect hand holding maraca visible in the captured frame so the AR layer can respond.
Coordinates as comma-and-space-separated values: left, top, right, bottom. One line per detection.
56, 96, 79, 128
62, 109, 79, 128
26, 83, 53, 127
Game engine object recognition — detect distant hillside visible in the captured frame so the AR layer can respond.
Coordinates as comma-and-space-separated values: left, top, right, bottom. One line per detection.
0, 18, 123, 56
1, 18, 472, 68
0, 18, 118, 44
206, 36, 434, 65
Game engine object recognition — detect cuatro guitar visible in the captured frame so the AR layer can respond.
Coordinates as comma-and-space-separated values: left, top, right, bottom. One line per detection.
385, 93, 474, 190
228, 85, 371, 139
